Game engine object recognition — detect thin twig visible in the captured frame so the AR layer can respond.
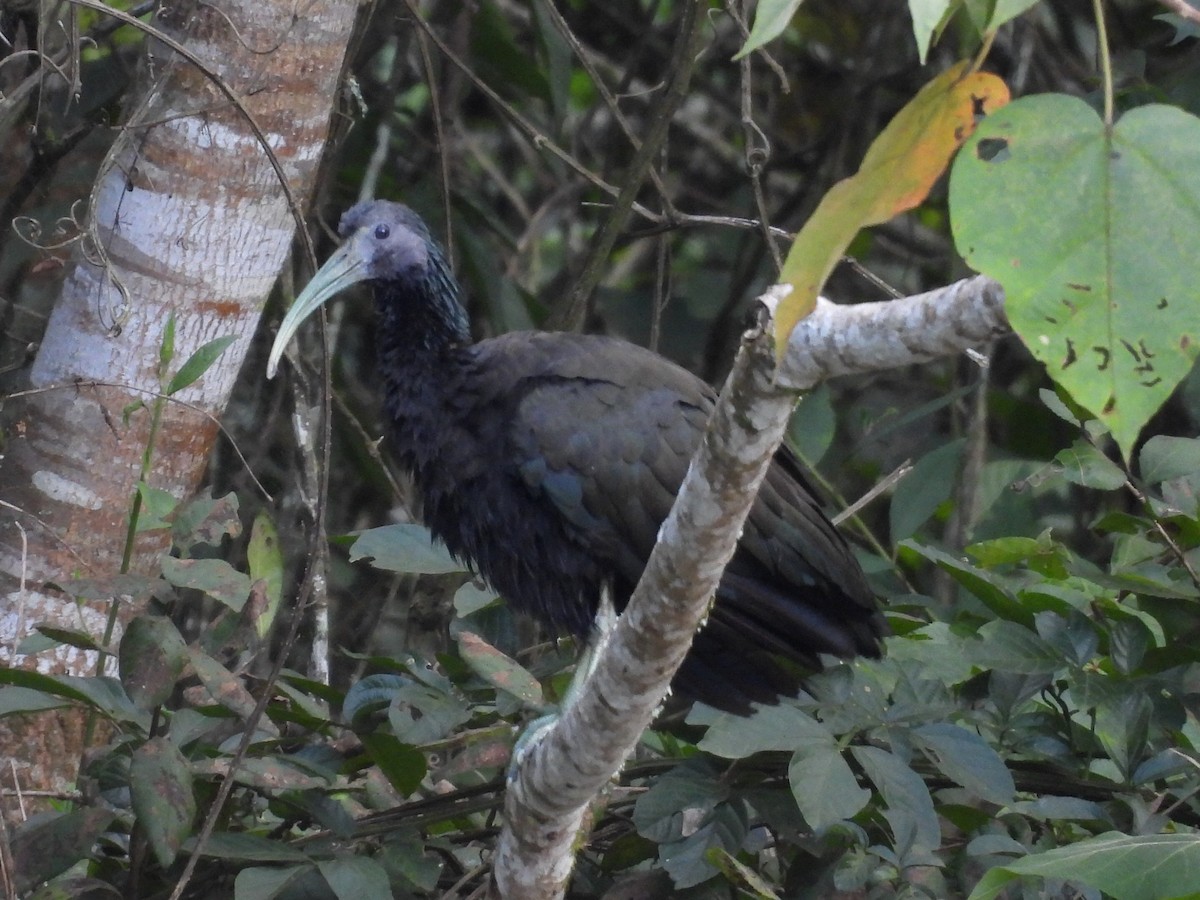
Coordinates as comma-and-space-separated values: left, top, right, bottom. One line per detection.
548, 0, 710, 331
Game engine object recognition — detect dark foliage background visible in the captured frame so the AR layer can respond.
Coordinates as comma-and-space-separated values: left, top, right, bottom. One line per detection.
3, 1, 1200, 898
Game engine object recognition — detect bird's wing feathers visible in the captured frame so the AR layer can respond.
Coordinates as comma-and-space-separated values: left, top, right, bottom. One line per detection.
465, 331, 882, 709
487, 333, 706, 587
477, 332, 872, 606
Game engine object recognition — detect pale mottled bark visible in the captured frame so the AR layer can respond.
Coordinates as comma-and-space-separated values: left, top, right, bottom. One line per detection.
0, 0, 356, 816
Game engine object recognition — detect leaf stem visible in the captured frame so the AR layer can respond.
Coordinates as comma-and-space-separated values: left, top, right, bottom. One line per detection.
1092, 0, 1115, 128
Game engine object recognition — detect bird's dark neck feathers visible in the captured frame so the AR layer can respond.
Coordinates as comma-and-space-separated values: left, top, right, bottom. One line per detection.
374, 242, 470, 359
373, 241, 476, 487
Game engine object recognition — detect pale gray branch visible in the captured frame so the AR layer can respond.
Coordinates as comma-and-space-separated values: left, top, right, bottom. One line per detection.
776, 275, 1009, 390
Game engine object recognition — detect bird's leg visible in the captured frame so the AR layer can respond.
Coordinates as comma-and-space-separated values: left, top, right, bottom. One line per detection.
510, 587, 619, 775
567, 586, 618, 706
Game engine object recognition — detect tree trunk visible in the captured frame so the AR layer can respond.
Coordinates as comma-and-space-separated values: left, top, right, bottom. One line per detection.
0, 0, 356, 819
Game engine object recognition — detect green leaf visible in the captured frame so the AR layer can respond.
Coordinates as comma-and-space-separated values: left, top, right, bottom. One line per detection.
707, 845, 780, 899
984, 0, 1040, 29
318, 857, 393, 900
1054, 440, 1127, 490
735, 0, 804, 58
350, 524, 469, 575
192, 756, 332, 792
188, 831, 310, 862
30, 625, 105, 653
233, 865, 311, 900
360, 732, 427, 795
0, 670, 147, 728
971, 620, 1064, 674
248, 511, 284, 639
634, 761, 728, 843
161, 555, 251, 611
135, 482, 179, 532
166, 335, 236, 395
908, 0, 960, 64
119, 615, 188, 712
160, 310, 176, 374
788, 737, 870, 831
388, 682, 470, 745
343, 673, 412, 724
1139, 435, 1200, 484
902, 541, 1030, 625
911, 723, 1015, 804
891, 439, 965, 541
11, 807, 115, 894
788, 383, 836, 465
456, 631, 544, 709
376, 830, 443, 891
188, 648, 273, 728
26, 877, 124, 899
852, 745, 940, 852
130, 737, 195, 867
967, 832, 1200, 900
453, 580, 499, 617
952, 97, 1200, 459
694, 700, 833, 758
660, 803, 747, 890
0, 686, 70, 716
1006, 796, 1108, 822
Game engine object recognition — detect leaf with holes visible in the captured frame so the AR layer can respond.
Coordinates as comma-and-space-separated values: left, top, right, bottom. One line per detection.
951, 97, 1200, 459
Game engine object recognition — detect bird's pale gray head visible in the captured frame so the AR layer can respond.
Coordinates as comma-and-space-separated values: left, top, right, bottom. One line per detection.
267, 200, 460, 377
337, 201, 433, 284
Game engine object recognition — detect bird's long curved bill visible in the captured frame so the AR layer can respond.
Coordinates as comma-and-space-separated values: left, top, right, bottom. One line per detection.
266, 241, 369, 378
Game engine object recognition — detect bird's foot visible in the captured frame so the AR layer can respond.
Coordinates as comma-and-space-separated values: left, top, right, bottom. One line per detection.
509, 589, 619, 779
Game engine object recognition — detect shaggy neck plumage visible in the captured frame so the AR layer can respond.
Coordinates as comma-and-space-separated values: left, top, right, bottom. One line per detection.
375, 239, 470, 359
374, 238, 472, 478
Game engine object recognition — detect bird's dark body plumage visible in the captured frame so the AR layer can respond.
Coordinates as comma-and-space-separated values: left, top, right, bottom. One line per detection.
277, 201, 884, 711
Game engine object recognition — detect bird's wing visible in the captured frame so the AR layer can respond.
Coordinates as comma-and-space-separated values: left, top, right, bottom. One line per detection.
486, 332, 710, 590
472, 331, 883, 710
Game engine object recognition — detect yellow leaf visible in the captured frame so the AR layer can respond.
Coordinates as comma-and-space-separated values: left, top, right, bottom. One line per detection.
774, 62, 1010, 350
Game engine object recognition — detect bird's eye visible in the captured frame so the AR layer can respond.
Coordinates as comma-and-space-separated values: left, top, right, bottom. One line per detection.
374, 224, 390, 240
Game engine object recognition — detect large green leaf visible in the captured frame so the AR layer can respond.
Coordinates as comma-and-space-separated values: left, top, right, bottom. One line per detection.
233, 865, 311, 900
349, 524, 468, 575
119, 615, 187, 712
0, 686, 69, 716
852, 745, 940, 853
0, 670, 147, 728
951, 97, 1200, 459
633, 761, 728, 843
968, 832, 1200, 900
911, 723, 1015, 805
161, 556, 251, 611
130, 737, 196, 867
318, 857, 393, 900
694, 699, 834, 758
186, 832, 310, 862
788, 735, 870, 831
12, 808, 115, 894
456, 630, 544, 709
